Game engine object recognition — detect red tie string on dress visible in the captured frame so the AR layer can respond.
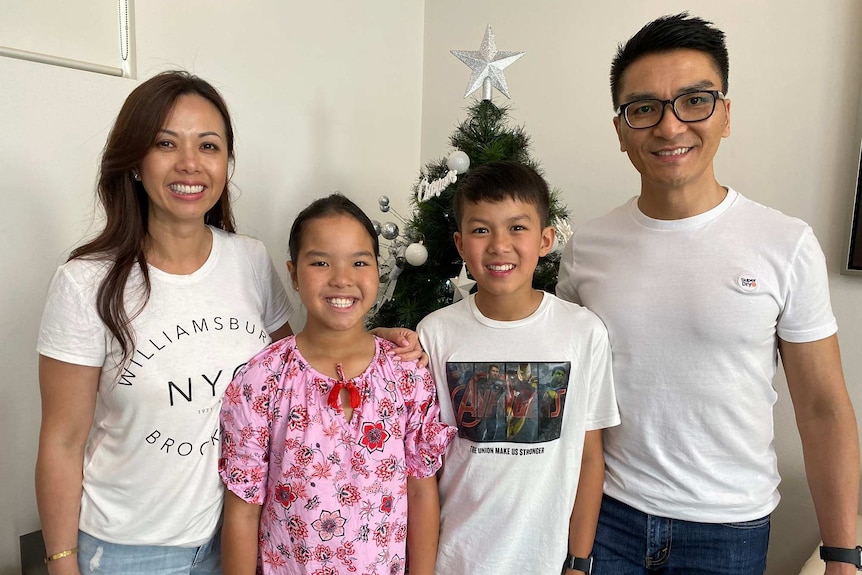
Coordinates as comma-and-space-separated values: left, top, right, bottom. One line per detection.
328, 362, 360, 410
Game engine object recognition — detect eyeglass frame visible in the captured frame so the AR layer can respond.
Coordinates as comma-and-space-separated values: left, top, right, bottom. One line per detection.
615, 90, 726, 129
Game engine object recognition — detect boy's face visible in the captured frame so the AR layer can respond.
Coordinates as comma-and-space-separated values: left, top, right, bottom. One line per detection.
454, 198, 554, 308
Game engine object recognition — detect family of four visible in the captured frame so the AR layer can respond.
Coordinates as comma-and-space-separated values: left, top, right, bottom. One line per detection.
35, 12, 859, 575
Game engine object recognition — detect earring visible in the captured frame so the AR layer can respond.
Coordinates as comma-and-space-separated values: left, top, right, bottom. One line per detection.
132, 170, 141, 181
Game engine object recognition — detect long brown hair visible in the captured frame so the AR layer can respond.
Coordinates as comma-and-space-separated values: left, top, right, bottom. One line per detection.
70, 70, 237, 365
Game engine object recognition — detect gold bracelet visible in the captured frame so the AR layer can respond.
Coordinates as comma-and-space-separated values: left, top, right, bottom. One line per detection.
44, 547, 78, 564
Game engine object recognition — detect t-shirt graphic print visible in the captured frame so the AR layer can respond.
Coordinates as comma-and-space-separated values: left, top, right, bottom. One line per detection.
446, 361, 569, 443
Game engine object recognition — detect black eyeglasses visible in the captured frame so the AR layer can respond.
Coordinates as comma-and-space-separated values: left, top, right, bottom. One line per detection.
616, 90, 725, 129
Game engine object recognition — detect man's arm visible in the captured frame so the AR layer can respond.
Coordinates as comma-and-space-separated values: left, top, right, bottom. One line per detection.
406, 475, 440, 575
779, 334, 859, 575
566, 429, 605, 573
222, 489, 262, 575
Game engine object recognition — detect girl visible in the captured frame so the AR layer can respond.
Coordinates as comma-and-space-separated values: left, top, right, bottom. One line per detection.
219, 194, 455, 575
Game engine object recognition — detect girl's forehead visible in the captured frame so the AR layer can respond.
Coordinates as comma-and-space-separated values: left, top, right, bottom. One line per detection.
299, 214, 375, 249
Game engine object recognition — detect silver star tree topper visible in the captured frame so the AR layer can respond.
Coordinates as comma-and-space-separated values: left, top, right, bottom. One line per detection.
452, 25, 525, 100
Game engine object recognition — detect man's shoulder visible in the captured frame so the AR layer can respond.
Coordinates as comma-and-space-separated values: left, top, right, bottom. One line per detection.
731, 190, 812, 232
544, 292, 604, 323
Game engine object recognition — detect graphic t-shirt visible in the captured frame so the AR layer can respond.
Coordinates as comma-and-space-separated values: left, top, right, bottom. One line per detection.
417, 293, 619, 575
219, 336, 456, 575
37, 228, 291, 546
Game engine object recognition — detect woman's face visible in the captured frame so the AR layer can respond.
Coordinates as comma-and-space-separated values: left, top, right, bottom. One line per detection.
138, 94, 229, 229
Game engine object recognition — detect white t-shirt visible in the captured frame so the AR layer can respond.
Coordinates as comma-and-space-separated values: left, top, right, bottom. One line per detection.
37, 227, 291, 546
417, 293, 619, 575
557, 189, 837, 522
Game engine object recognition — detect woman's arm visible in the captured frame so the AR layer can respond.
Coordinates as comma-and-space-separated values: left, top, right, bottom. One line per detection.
222, 489, 263, 575
370, 327, 428, 367
406, 475, 440, 575
269, 321, 293, 342
35, 355, 100, 575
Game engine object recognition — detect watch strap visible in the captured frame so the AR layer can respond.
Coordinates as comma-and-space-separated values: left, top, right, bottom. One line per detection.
563, 553, 593, 574
819, 545, 862, 569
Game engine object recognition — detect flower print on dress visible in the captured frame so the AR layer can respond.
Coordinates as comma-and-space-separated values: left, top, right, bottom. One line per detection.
262, 547, 288, 571
293, 542, 311, 565
336, 540, 358, 573
393, 523, 407, 543
274, 482, 297, 509
218, 336, 456, 575
360, 421, 390, 452
396, 370, 418, 397
294, 444, 315, 466
388, 555, 405, 575
379, 494, 394, 514
374, 456, 399, 482
288, 404, 310, 431
287, 514, 310, 540
305, 494, 321, 511
351, 450, 371, 478
376, 397, 396, 419
336, 483, 362, 506
373, 521, 391, 548
313, 544, 334, 563
312, 510, 347, 541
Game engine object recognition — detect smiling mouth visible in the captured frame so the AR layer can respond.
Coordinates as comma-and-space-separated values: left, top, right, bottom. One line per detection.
487, 264, 515, 272
169, 183, 205, 194
327, 297, 356, 308
654, 147, 692, 157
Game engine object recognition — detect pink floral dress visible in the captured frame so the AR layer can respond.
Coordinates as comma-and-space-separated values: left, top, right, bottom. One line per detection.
219, 336, 455, 575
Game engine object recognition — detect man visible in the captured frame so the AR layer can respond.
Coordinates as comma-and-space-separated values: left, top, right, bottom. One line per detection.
557, 12, 859, 574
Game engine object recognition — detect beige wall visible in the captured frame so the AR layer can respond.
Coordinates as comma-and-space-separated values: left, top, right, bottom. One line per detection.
0, 2, 424, 573
1, 1, 861, 574
421, 1, 862, 573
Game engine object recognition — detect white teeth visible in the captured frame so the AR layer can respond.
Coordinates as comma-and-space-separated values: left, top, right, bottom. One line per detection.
327, 298, 354, 308
169, 183, 205, 194
488, 264, 514, 271
655, 147, 691, 156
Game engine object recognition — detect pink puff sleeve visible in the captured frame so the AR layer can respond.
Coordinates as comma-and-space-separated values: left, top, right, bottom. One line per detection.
218, 342, 283, 505
400, 363, 457, 478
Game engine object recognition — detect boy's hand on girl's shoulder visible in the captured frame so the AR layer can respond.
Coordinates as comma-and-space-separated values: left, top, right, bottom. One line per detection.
371, 327, 429, 368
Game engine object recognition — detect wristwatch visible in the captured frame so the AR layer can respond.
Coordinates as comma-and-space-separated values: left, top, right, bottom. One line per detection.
563, 553, 593, 574
820, 545, 862, 570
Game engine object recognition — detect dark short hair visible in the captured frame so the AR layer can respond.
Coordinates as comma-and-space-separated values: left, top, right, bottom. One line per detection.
610, 12, 729, 108
288, 193, 379, 264
453, 161, 551, 231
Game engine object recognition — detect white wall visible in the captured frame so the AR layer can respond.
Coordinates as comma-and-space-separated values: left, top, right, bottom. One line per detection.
0, 2, 424, 573
421, 1, 862, 573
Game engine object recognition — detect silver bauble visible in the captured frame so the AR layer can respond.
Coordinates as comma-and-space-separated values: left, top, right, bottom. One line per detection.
381, 221, 399, 240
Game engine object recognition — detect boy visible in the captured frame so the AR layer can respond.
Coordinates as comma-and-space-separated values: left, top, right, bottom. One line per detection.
417, 161, 619, 574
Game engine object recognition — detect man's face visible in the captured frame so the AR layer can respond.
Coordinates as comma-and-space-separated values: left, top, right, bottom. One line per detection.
613, 49, 731, 199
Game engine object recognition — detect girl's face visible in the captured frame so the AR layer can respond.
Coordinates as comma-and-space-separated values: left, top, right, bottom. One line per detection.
288, 214, 379, 335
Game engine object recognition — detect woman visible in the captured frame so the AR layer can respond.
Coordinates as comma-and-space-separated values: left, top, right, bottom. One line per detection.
35, 71, 420, 575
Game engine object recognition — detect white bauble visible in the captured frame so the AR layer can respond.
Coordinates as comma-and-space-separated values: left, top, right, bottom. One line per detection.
447, 150, 471, 174
404, 243, 429, 266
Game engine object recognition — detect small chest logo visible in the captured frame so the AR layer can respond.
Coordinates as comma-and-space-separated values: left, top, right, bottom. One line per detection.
736, 273, 758, 292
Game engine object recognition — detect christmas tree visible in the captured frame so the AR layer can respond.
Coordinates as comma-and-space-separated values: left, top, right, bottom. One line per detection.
367, 26, 570, 330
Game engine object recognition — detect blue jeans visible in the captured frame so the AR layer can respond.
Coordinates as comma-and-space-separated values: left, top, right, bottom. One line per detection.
593, 495, 770, 575
77, 529, 221, 575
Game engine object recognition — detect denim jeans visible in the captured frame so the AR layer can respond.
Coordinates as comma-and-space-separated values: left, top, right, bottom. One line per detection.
77, 529, 221, 575
593, 495, 770, 575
